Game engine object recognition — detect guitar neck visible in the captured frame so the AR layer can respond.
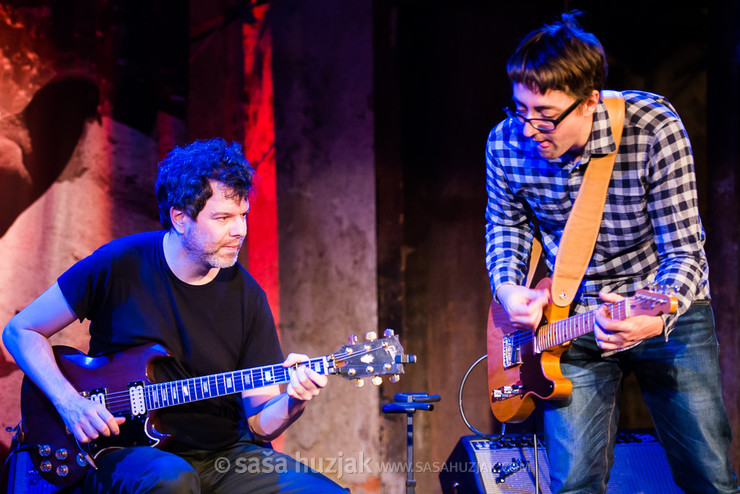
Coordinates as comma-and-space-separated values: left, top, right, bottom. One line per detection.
536, 299, 631, 351
145, 357, 330, 411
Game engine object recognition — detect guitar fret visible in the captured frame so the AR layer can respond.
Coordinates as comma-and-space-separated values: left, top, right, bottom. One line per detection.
163, 384, 170, 406
216, 374, 225, 396
209, 375, 217, 397
184, 379, 191, 401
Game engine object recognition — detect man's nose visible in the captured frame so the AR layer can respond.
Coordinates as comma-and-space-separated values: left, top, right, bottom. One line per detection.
522, 120, 539, 138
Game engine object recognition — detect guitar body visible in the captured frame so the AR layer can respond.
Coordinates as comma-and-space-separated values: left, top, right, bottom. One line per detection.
21, 344, 172, 486
487, 278, 573, 423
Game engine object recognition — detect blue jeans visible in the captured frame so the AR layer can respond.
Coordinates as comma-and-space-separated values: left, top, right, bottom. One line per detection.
542, 301, 738, 493
82, 436, 349, 493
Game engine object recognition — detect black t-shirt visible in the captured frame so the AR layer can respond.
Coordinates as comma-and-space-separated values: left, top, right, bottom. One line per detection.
57, 230, 283, 449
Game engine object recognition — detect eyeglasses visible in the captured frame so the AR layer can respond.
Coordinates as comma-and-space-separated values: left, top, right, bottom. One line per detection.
503, 98, 583, 132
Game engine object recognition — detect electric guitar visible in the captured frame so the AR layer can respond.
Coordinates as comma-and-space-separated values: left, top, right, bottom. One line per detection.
487, 278, 677, 423
20, 330, 414, 486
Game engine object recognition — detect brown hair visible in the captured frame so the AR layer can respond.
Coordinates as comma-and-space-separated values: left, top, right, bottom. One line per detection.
506, 11, 607, 100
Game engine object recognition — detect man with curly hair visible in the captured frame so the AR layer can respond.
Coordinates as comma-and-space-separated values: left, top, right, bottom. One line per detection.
4, 138, 347, 493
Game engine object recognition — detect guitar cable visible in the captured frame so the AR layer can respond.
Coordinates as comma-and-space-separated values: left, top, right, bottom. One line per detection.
457, 354, 506, 441
459, 355, 546, 494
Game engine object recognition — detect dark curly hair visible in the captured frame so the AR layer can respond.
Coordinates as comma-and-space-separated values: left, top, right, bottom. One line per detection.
506, 10, 607, 101
155, 138, 255, 229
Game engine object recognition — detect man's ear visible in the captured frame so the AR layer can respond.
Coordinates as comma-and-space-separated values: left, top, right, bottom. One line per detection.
170, 207, 187, 234
583, 89, 601, 116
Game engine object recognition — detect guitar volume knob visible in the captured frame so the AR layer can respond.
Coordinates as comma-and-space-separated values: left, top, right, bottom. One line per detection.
56, 464, 69, 477
39, 460, 53, 472
55, 448, 69, 460
77, 453, 89, 467
38, 444, 52, 457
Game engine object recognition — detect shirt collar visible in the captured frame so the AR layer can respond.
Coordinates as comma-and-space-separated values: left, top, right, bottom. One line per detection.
582, 98, 618, 163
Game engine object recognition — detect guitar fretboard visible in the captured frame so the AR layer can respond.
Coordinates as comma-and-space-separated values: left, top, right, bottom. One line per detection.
535, 300, 630, 352
143, 357, 329, 411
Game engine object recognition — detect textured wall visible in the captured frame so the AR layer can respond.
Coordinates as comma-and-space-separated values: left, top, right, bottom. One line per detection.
269, 1, 383, 492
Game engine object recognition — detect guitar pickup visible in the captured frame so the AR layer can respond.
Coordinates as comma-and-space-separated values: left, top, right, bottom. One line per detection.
83, 388, 107, 408
492, 384, 524, 401
128, 381, 147, 418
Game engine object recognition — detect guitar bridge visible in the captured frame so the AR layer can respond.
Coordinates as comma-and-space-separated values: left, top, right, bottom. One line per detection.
502, 333, 522, 369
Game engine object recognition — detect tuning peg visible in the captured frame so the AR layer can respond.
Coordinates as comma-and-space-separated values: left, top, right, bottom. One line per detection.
384, 328, 395, 337
365, 331, 377, 341
347, 368, 356, 376
348, 334, 358, 344
372, 376, 383, 386
354, 379, 365, 388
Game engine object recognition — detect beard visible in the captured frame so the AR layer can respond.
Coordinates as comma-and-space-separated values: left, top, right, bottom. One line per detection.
199, 245, 240, 269
182, 227, 242, 269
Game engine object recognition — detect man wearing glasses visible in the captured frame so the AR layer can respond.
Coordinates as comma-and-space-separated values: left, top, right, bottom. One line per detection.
485, 11, 737, 493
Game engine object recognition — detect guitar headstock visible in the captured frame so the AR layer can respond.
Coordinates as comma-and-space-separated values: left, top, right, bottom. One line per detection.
631, 289, 678, 316
329, 329, 415, 387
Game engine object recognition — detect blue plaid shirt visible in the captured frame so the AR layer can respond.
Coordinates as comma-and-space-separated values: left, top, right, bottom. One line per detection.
485, 90, 710, 334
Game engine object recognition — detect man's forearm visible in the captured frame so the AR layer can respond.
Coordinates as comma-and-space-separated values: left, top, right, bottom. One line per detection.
3, 322, 80, 407
247, 392, 307, 442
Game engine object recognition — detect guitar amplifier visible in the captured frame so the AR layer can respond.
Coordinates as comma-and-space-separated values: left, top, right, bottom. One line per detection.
439, 431, 683, 493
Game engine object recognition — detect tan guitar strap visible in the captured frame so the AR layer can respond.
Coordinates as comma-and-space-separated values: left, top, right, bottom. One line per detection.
549, 90, 625, 307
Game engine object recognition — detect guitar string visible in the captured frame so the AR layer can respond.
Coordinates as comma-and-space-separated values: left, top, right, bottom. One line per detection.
506, 301, 629, 351
98, 349, 368, 412
87, 345, 388, 413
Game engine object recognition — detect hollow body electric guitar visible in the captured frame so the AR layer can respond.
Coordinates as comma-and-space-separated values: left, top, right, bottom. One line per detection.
21, 330, 414, 486
487, 278, 677, 424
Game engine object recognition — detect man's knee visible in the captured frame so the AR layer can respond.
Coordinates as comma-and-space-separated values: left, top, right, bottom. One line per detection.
146, 464, 200, 493
85, 447, 201, 493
